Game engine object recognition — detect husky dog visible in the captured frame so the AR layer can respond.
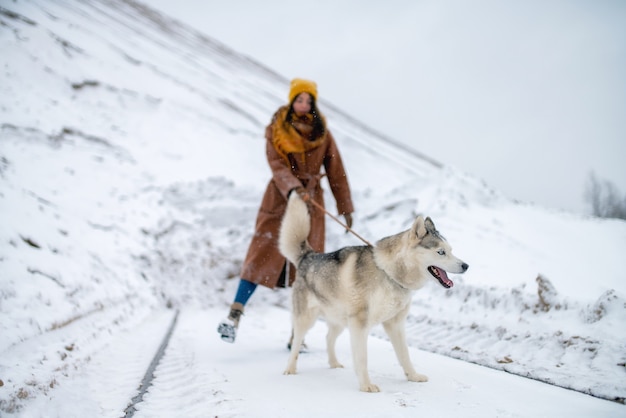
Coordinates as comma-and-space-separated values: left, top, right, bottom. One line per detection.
280, 193, 468, 392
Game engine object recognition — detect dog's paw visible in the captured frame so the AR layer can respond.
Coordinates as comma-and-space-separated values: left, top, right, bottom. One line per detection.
407, 372, 428, 382
329, 361, 344, 369
283, 366, 297, 375
359, 383, 380, 393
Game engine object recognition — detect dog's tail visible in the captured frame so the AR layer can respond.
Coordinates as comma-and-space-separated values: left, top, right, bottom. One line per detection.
279, 192, 312, 266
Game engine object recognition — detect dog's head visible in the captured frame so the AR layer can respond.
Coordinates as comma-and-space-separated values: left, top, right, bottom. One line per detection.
409, 216, 468, 289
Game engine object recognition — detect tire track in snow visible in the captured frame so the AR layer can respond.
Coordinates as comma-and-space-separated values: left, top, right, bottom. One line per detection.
124, 310, 180, 417
131, 310, 243, 418
381, 314, 625, 403
9, 309, 180, 417
0, 299, 156, 414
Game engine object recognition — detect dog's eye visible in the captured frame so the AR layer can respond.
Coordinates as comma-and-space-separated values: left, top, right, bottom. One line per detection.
437, 249, 446, 256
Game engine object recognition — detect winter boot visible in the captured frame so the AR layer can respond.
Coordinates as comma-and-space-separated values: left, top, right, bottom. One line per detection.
217, 302, 244, 343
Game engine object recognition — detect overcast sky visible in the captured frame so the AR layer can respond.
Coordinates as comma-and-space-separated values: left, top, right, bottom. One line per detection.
149, 0, 626, 215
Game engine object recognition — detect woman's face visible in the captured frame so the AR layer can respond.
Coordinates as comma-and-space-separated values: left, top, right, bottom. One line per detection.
292, 93, 312, 115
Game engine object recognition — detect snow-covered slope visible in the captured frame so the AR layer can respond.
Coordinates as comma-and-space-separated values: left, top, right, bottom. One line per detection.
1, 0, 625, 414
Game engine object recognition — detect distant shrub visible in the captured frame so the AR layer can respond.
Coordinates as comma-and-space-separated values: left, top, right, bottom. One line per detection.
585, 172, 626, 220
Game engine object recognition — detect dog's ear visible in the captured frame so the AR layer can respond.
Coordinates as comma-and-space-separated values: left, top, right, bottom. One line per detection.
411, 215, 428, 241
424, 217, 437, 234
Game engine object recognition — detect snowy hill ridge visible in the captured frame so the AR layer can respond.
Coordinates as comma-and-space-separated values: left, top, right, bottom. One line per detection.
1, 0, 625, 414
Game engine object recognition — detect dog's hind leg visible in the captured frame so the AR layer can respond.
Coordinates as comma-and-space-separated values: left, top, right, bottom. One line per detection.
326, 322, 344, 369
284, 307, 317, 375
382, 311, 428, 383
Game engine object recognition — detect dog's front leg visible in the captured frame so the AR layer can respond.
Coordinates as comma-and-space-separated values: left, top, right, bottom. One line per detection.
382, 314, 428, 383
349, 322, 379, 392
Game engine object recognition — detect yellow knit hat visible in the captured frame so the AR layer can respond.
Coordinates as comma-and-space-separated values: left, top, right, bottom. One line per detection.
288, 78, 318, 103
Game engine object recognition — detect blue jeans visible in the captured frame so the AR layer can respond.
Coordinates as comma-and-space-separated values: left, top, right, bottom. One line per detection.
234, 279, 257, 306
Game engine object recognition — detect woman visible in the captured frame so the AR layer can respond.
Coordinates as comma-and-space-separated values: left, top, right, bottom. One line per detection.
218, 78, 354, 344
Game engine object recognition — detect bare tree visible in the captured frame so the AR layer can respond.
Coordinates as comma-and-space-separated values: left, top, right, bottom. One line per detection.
585, 172, 626, 220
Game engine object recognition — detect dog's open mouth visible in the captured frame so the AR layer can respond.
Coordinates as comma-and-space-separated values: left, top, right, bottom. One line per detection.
428, 266, 454, 288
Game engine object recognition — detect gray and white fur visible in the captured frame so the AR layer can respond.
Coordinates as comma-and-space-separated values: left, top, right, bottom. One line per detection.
279, 193, 468, 392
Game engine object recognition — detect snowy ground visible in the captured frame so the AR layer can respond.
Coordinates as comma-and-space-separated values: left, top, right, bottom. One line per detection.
1, 0, 625, 416
12, 306, 624, 418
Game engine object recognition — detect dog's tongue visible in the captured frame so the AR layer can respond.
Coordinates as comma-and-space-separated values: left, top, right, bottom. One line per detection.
430, 266, 454, 288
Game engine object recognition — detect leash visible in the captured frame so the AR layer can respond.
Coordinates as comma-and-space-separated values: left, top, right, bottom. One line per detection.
307, 198, 374, 247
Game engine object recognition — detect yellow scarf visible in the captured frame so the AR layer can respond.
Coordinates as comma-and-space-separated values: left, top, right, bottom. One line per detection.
271, 106, 327, 163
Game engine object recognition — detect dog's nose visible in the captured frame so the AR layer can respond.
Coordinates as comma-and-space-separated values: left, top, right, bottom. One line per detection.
461, 262, 469, 272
